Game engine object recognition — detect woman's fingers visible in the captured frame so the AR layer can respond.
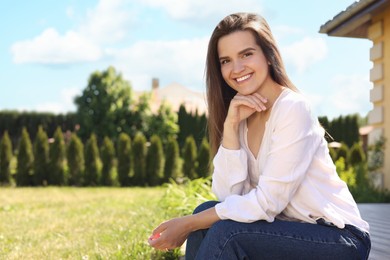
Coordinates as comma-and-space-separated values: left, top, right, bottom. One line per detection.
233, 93, 267, 111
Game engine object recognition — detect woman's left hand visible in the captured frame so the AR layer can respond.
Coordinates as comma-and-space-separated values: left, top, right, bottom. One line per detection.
148, 215, 193, 250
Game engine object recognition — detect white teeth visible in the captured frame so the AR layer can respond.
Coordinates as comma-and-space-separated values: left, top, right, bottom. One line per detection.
236, 74, 251, 82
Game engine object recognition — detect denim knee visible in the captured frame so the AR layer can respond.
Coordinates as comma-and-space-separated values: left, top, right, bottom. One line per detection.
193, 200, 219, 214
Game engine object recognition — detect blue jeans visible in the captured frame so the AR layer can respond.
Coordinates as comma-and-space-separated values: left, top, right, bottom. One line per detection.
185, 201, 371, 260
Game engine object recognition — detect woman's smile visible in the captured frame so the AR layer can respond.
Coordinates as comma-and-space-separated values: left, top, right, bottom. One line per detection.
235, 73, 253, 83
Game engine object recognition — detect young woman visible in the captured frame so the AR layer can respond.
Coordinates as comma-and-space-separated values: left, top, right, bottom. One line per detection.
148, 13, 371, 259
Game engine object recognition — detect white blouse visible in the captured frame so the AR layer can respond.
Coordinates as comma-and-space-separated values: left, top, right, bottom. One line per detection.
212, 88, 369, 233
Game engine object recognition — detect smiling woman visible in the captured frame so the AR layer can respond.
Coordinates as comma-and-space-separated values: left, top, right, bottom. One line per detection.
148, 12, 371, 260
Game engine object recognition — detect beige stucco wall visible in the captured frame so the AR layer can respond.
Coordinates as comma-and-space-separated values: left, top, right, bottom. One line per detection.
369, 7, 390, 189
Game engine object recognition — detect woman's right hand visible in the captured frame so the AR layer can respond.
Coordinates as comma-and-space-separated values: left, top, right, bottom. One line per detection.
222, 93, 267, 149
225, 93, 268, 126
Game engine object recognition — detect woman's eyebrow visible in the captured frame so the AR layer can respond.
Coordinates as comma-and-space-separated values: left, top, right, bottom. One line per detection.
219, 47, 257, 61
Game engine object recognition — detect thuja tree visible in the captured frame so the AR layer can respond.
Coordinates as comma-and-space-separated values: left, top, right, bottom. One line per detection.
16, 128, 34, 186
84, 133, 101, 186
67, 133, 84, 186
182, 135, 198, 180
49, 127, 67, 185
146, 135, 164, 186
0, 131, 13, 184
33, 126, 49, 186
197, 138, 211, 178
117, 133, 132, 186
100, 136, 116, 186
163, 136, 180, 183
132, 132, 147, 186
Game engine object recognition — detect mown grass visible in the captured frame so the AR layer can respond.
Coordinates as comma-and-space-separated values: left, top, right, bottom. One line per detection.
0, 187, 179, 259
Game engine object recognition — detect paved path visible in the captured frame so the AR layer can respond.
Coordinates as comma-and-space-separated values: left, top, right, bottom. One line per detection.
358, 204, 390, 260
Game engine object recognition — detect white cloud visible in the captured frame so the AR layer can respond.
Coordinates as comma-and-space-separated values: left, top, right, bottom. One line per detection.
110, 37, 209, 90
140, 0, 263, 23
273, 25, 305, 41
328, 74, 372, 117
11, 0, 132, 64
79, 0, 133, 44
34, 87, 79, 114
282, 37, 327, 73
11, 28, 102, 64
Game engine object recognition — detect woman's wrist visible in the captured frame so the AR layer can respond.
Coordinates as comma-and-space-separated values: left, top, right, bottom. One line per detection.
222, 121, 240, 149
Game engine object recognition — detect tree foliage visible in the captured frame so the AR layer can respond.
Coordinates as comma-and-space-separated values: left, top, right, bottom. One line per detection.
0, 131, 13, 184
163, 136, 180, 182
182, 135, 198, 180
74, 66, 133, 141
349, 143, 366, 166
149, 101, 179, 142
49, 127, 67, 185
146, 135, 164, 186
16, 128, 34, 186
84, 133, 100, 186
67, 133, 84, 186
33, 126, 49, 186
132, 132, 147, 186
100, 136, 116, 186
197, 138, 211, 178
117, 133, 132, 186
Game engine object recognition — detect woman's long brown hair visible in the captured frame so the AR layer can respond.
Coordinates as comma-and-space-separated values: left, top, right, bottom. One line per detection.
205, 13, 297, 156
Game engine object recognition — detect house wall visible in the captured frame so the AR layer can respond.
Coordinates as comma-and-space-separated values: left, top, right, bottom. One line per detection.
368, 6, 390, 189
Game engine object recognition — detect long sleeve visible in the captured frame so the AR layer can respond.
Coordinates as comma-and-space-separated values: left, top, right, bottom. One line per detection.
211, 145, 250, 201
214, 95, 322, 222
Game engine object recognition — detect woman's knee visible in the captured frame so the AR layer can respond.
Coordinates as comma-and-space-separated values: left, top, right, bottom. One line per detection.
192, 200, 219, 214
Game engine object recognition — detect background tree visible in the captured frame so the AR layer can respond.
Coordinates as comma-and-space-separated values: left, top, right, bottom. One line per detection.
49, 127, 67, 185
328, 147, 337, 162
148, 101, 179, 143
117, 133, 132, 186
336, 143, 349, 163
100, 136, 116, 186
146, 135, 164, 186
16, 128, 34, 186
197, 138, 211, 178
67, 133, 84, 186
349, 142, 368, 188
84, 133, 100, 186
349, 143, 366, 166
182, 135, 198, 180
132, 132, 147, 186
129, 93, 152, 138
0, 131, 13, 184
163, 136, 180, 182
177, 104, 190, 148
74, 66, 133, 141
33, 126, 49, 186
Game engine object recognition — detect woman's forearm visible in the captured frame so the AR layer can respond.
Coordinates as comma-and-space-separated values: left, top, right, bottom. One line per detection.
188, 207, 221, 232
222, 121, 240, 150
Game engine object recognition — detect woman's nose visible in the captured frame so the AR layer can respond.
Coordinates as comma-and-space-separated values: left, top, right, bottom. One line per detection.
232, 60, 245, 73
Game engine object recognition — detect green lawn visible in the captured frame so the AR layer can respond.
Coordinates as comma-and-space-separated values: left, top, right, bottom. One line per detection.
0, 187, 180, 259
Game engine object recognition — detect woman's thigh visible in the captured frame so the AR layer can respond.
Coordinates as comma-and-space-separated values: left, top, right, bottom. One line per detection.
196, 217, 369, 260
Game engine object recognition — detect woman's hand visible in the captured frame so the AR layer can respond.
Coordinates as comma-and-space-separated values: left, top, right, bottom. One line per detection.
225, 93, 268, 126
148, 216, 193, 251
222, 93, 267, 149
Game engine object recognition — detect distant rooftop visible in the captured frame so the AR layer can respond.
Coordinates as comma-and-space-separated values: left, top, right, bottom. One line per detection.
134, 79, 207, 115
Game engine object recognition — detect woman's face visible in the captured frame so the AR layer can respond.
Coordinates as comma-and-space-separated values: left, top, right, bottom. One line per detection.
217, 30, 270, 95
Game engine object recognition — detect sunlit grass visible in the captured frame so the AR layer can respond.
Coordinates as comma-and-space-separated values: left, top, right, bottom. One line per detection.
0, 187, 173, 259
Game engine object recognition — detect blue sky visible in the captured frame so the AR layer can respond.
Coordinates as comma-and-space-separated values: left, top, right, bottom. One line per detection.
0, 0, 372, 119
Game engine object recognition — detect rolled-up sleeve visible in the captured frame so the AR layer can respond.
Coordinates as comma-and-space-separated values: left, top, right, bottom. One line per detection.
215, 98, 322, 222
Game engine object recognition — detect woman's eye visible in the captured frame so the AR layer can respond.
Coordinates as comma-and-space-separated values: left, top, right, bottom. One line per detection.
220, 59, 230, 65
243, 52, 253, 58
